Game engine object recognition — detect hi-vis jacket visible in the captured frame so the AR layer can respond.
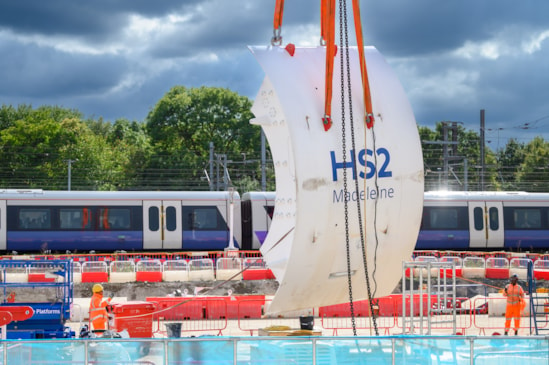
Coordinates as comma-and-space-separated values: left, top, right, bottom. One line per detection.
89, 293, 110, 324
504, 283, 525, 306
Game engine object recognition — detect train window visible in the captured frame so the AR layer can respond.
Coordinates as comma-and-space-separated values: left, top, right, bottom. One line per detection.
166, 206, 176, 231
512, 208, 541, 229
18, 208, 51, 229
149, 206, 159, 232
183, 206, 224, 231
421, 207, 468, 230
99, 208, 131, 230
473, 207, 484, 231
60, 208, 93, 230
489, 207, 499, 230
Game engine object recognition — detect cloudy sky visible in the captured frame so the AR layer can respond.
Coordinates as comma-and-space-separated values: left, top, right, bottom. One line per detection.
1, 1, 548, 149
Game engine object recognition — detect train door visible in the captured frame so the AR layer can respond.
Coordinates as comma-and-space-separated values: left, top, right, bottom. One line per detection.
143, 200, 181, 250
241, 192, 275, 250
468, 201, 504, 249
0, 200, 5, 250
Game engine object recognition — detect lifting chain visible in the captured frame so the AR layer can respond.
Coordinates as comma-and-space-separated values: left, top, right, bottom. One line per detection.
339, 0, 379, 336
339, 0, 357, 336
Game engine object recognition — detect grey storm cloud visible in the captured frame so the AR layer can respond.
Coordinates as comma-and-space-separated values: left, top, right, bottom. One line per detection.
0, 0, 548, 145
0, 38, 127, 98
363, 1, 549, 56
0, 1, 194, 37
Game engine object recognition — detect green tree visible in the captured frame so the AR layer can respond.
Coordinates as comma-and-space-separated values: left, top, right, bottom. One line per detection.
107, 118, 152, 189
0, 106, 131, 190
516, 137, 549, 192
420, 122, 498, 191
145, 86, 261, 190
496, 138, 526, 190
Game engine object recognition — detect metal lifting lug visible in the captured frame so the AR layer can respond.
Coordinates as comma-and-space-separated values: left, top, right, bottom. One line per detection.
319, 36, 326, 46
366, 114, 375, 129
271, 29, 282, 46
322, 116, 332, 131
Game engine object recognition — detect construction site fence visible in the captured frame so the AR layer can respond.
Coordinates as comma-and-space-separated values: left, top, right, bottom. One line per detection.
2, 335, 548, 364
1, 257, 275, 284
90, 296, 549, 337
2, 249, 548, 264
3, 250, 549, 283
2, 250, 264, 263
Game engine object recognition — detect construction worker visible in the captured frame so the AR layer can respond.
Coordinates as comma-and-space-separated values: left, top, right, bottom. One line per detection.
503, 274, 525, 335
89, 284, 111, 332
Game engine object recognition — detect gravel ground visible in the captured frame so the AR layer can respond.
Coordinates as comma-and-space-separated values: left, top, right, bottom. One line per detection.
74, 280, 280, 300
4, 276, 543, 302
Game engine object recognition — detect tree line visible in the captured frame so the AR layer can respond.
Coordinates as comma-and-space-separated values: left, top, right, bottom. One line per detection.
0, 86, 272, 192
421, 123, 549, 192
0, 86, 547, 192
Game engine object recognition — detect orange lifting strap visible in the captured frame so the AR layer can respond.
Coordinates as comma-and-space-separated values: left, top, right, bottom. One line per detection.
272, 0, 285, 45
352, 0, 374, 129
321, 0, 336, 131
321, 0, 374, 131
271, 0, 374, 130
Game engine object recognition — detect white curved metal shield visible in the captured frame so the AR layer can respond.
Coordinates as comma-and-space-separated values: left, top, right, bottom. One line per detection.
250, 46, 424, 314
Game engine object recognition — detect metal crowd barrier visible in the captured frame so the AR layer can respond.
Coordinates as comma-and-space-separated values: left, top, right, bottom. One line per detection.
1, 336, 548, 364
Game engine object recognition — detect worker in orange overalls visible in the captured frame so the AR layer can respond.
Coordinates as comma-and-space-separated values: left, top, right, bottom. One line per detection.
89, 284, 111, 332
503, 274, 525, 335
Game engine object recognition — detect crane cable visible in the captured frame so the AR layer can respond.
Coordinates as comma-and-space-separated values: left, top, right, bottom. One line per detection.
337, 0, 379, 335
271, 0, 379, 334
337, 0, 357, 336
350, 0, 380, 334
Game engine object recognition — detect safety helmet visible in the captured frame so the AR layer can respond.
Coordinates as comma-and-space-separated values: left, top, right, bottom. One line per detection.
92, 284, 104, 293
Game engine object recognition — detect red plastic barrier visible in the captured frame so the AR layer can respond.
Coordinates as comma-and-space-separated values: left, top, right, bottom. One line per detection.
440, 268, 463, 278
28, 273, 55, 283
242, 269, 275, 280
203, 299, 228, 319
147, 297, 205, 320
485, 268, 509, 279
111, 301, 156, 338
534, 270, 549, 280
319, 302, 352, 318
147, 295, 266, 320
236, 297, 266, 319
207, 296, 265, 319
390, 294, 438, 316
319, 297, 397, 318
81, 272, 109, 283
136, 271, 162, 282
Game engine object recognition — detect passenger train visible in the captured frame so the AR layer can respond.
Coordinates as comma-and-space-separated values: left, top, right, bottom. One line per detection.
0, 190, 272, 253
418, 191, 549, 252
0, 189, 548, 253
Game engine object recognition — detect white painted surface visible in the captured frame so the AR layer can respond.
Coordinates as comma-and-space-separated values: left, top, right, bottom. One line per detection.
251, 46, 423, 313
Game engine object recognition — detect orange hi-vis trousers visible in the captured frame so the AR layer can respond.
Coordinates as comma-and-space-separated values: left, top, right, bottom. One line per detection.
505, 304, 521, 333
